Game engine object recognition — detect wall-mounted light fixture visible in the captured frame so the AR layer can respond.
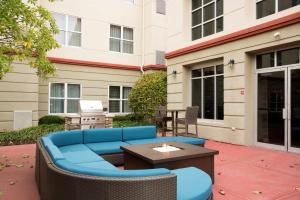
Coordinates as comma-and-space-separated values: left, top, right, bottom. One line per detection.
172, 70, 177, 75
228, 59, 235, 69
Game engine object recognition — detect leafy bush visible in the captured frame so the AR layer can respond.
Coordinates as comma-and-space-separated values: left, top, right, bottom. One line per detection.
0, 124, 64, 146
39, 115, 65, 125
129, 71, 167, 118
112, 114, 144, 122
113, 120, 152, 128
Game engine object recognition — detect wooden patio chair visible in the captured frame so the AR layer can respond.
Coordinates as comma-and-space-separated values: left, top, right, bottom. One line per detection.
175, 106, 199, 136
154, 106, 173, 137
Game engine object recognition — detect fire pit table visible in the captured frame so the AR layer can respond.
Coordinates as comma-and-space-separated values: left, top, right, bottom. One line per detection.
121, 141, 219, 183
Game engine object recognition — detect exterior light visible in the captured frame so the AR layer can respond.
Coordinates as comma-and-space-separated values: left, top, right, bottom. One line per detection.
228, 59, 235, 69
172, 70, 177, 75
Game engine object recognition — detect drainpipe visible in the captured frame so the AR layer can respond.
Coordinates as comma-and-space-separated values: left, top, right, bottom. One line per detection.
140, 0, 145, 74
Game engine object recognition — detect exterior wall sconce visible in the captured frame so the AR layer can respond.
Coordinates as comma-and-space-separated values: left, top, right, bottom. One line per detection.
228, 59, 235, 69
172, 70, 177, 75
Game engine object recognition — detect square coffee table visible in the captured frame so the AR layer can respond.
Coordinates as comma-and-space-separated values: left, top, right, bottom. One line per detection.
121, 142, 219, 183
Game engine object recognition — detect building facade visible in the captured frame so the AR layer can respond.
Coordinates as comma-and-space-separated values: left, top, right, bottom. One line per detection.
0, 0, 167, 131
166, 0, 300, 153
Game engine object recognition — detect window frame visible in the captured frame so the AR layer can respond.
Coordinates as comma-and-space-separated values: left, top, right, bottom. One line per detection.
191, 0, 224, 41
256, 0, 300, 19
53, 12, 82, 47
109, 24, 134, 54
108, 85, 132, 114
190, 64, 224, 120
48, 82, 82, 115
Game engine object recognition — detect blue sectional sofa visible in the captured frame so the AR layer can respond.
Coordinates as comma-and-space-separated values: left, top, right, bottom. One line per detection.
35, 126, 212, 200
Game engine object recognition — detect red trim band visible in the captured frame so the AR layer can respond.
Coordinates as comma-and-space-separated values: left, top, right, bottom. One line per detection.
47, 57, 166, 71
165, 12, 300, 59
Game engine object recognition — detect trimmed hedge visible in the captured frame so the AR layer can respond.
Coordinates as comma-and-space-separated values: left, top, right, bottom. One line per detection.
0, 124, 64, 146
39, 115, 65, 125
112, 120, 152, 128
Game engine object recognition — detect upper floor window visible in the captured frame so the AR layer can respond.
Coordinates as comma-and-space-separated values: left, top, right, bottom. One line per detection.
49, 83, 81, 114
109, 25, 134, 54
191, 64, 224, 120
191, 0, 223, 41
256, 0, 300, 19
125, 0, 134, 3
109, 86, 132, 113
52, 13, 82, 47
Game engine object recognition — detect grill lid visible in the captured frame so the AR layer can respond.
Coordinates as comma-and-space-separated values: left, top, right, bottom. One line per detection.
79, 100, 103, 113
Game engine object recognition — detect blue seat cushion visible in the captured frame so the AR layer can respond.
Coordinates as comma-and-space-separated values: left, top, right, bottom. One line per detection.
85, 141, 129, 155
122, 126, 157, 141
56, 159, 171, 177
174, 136, 205, 145
125, 137, 178, 145
47, 130, 83, 147
77, 161, 118, 170
171, 167, 212, 200
84, 128, 123, 143
45, 143, 65, 162
59, 144, 103, 164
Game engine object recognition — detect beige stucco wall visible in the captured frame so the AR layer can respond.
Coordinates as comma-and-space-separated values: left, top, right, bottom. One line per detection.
167, 23, 300, 145
167, 0, 300, 51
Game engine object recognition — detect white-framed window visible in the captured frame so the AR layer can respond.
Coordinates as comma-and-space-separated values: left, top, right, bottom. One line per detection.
256, 0, 300, 19
109, 25, 134, 54
191, 0, 223, 41
52, 12, 82, 47
49, 83, 81, 114
125, 0, 134, 4
108, 86, 132, 113
191, 64, 224, 120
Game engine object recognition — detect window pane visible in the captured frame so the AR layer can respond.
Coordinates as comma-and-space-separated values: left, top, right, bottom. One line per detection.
203, 0, 213, 4
51, 83, 64, 97
256, 52, 275, 69
256, 0, 275, 19
109, 100, 120, 113
110, 25, 121, 38
67, 99, 79, 113
192, 9, 202, 26
203, 3, 215, 22
216, 76, 224, 120
110, 38, 121, 52
204, 77, 214, 119
203, 66, 215, 76
122, 100, 132, 113
277, 48, 299, 66
216, 0, 223, 16
192, 0, 202, 10
192, 69, 202, 78
109, 86, 120, 99
55, 30, 65, 45
203, 21, 215, 37
68, 16, 81, 32
123, 87, 132, 99
216, 17, 223, 32
67, 32, 81, 46
52, 13, 65, 30
192, 26, 202, 40
50, 99, 64, 113
123, 27, 133, 40
216, 64, 224, 74
68, 84, 80, 98
278, 0, 300, 11
192, 79, 202, 118
122, 40, 133, 54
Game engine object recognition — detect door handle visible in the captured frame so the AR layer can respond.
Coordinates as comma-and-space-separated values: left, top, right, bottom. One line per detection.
282, 108, 287, 120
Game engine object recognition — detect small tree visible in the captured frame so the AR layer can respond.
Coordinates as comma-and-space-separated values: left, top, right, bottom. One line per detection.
129, 71, 167, 118
0, 0, 59, 79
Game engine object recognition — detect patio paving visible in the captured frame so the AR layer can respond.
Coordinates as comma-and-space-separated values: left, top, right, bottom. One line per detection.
0, 140, 299, 200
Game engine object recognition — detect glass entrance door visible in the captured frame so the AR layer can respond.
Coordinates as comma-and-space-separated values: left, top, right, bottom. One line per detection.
288, 67, 300, 153
257, 70, 286, 148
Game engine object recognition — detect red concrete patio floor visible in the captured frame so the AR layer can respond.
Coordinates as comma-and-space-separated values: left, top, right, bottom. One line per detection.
0, 140, 300, 200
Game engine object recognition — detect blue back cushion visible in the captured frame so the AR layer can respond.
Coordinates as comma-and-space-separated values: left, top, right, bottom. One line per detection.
122, 126, 157, 141
83, 128, 123, 143
45, 143, 65, 162
49, 130, 83, 147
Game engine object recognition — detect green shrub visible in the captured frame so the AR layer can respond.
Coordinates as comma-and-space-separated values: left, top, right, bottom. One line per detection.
0, 124, 64, 146
113, 120, 153, 128
112, 114, 144, 122
39, 115, 65, 125
128, 71, 167, 118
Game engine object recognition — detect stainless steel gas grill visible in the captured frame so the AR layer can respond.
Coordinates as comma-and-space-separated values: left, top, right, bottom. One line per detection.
65, 100, 112, 130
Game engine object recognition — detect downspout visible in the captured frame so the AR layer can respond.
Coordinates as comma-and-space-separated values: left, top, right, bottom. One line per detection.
140, 0, 145, 74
